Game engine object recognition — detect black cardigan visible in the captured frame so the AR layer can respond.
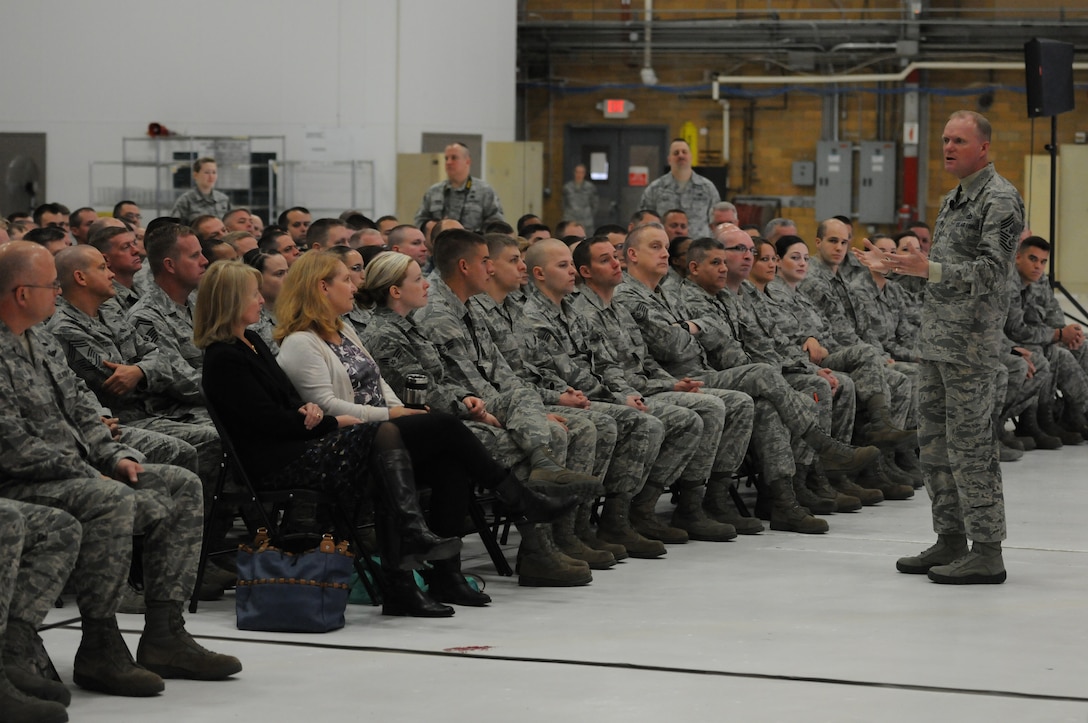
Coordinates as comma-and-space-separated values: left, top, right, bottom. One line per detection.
202, 330, 339, 480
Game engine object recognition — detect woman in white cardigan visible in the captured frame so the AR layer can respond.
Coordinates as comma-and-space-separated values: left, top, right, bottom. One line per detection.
274, 252, 574, 611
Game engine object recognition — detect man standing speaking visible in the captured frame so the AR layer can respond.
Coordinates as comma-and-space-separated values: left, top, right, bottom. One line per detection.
857, 111, 1024, 585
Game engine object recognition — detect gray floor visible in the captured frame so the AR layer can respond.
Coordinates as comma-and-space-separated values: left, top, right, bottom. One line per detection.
41, 443, 1088, 723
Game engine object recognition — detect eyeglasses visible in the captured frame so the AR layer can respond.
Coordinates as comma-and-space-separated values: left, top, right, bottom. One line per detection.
13, 280, 62, 293
723, 245, 754, 256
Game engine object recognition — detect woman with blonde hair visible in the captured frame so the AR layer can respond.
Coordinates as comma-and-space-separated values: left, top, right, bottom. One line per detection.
273, 252, 577, 605
196, 261, 469, 617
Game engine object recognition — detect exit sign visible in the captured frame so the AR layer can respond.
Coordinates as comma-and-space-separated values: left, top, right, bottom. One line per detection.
599, 99, 634, 119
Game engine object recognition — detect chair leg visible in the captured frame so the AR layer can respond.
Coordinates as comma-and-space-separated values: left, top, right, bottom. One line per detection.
469, 499, 513, 576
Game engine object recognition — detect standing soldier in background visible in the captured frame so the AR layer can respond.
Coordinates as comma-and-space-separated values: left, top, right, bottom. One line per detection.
858, 110, 1024, 585
562, 164, 598, 231
638, 139, 720, 239
413, 143, 505, 233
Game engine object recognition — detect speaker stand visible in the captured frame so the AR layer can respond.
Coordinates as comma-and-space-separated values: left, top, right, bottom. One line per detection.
1044, 114, 1088, 324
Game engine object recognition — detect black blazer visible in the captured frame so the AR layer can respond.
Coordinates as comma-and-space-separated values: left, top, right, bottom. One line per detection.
202, 330, 338, 480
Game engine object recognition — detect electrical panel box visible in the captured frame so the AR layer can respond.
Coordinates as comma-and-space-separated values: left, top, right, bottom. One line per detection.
792, 160, 815, 186
858, 141, 897, 224
815, 141, 852, 221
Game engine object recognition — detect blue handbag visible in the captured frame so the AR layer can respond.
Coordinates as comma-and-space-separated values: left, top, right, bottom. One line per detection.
236, 529, 354, 633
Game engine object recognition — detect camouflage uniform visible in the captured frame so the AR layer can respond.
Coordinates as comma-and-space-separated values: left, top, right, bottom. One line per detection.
343, 305, 372, 340
111, 280, 140, 313
572, 286, 749, 483
887, 273, 926, 329
127, 281, 204, 372
615, 274, 817, 483
850, 274, 921, 363
370, 290, 572, 469
0, 323, 204, 615
561, 179, 598, 230
741, 282, 856, 443
170, 188, 230, 222
517, 286, 687, 496
764, 277, 913, 429
248, 306, 279, 356
47, 297, 220, 486
1005, 273, 1088, 413
469, 292, 618, 481
919, 162, 1024, 542
412, 176, 505, 232
638, 172, 720, 239
0, 499, 80, 637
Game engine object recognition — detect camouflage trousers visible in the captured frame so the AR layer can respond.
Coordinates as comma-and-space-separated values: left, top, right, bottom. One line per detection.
1042, 343, 1088, 413
823, 344, 914, 428
1002, 352, 1049, 420
696, 364, 818, 481
645, 391, 722, 486
119, 424, 199, 473
918, 361, 1005, 542
689, 388, 754, 477
588, 401, 666, 496
487, 386, 569, 458
0, 464, 204, 616
784, 371, 858, 464
0, 499, 80, 636
125, 408, 221, 486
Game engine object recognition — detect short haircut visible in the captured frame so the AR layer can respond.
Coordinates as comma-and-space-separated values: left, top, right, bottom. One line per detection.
907, 220, 930, 233
593, 223, 627, 237
774, 234, 808, 259
144, 223, 194, 276
685, 236, 725, 266
113, 200, 138, 218
523, 238, 565, 277
306, 218, 348, 247
432, 228, 486, 279
189, 215, 219, 241
484, 232, 519, 258
663, 208, 688, 220
55, 245, 100, 291
571, 235, 612, 275
257, 225, 290, 253
375, 214, 398, 226
388, 224, 421, 250
277, 206, 310, 227
893, 230, 920, 245
193, 156, 216, 173
24, 227, 67, 246
33, 202, 69, 226
89, 226, 132, 254
629, 209, 661, 227
711, 201, 737, 214
816, 218, 849, 240
515, 214, 541, 233
520, 223, 551, 238
343, 213, 376, 231
1019, 236, 1051, 254
0, 241, 48, 293
144, 216, 181, 236
763, 218, 796, 238
483, 220, 515, 236
554, 220, 584, 238
223, 207, 251, 224
622, 221, 666, 256
222, 230, 256, 251
948, 110, 992, 143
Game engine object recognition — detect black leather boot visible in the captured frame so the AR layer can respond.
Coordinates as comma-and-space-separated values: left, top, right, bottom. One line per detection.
381, 570, 454, 617
372, 449, 461, 570
425, 557, 491, 607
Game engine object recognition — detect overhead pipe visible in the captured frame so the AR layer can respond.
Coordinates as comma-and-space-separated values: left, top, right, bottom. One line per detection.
713, 60, 1088, 94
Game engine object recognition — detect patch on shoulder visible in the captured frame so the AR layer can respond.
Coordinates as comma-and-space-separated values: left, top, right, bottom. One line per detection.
628, 301, 649, 323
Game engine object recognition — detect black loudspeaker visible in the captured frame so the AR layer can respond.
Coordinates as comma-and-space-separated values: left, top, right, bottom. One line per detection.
1025, 38, 1075, 118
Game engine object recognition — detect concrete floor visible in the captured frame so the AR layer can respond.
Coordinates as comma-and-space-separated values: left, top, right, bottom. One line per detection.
41, 443, 1088, 723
